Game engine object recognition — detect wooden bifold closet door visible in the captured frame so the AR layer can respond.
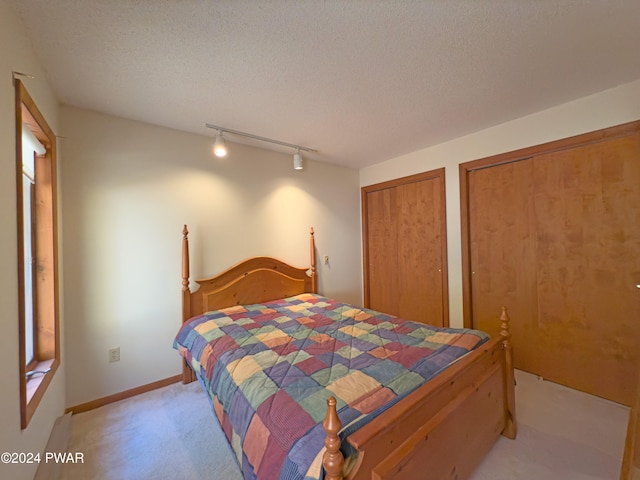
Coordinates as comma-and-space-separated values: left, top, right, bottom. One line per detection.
362, 169, 449, 327
462, 122, 640, 406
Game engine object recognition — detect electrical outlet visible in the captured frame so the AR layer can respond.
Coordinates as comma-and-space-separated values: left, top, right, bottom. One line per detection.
109, 347, 120, 363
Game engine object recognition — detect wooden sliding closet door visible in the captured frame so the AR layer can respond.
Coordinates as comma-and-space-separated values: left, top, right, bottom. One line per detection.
468, 159, 538, 371
464, 123, 640, 405
365, 186, 400, 316
531, 136, 640, 405
363, 169, 448, 327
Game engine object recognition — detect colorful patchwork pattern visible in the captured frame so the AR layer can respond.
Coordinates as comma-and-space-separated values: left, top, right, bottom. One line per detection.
174, 294, 488, 480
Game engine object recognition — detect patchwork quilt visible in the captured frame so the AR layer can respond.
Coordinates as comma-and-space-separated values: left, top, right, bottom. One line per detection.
173, 293, 488, 480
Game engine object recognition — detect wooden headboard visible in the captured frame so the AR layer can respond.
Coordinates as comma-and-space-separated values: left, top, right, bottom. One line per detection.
180, 225, 317, 382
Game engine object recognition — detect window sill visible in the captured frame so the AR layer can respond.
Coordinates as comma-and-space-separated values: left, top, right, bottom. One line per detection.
26, 359, 55, 404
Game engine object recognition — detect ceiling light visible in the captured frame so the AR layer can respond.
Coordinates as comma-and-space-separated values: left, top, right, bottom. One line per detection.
205, 123, 316, 170
213, 130, 227, 157
293, 149, 303, 170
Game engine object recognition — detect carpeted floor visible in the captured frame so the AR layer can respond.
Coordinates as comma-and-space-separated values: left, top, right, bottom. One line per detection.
60, 379, 242, 480
470, 370, 629, 480
60, 370, 629, 480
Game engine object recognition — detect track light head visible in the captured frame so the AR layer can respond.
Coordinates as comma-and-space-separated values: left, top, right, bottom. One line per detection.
293, 150, 303, 170
213, 130, 227, 157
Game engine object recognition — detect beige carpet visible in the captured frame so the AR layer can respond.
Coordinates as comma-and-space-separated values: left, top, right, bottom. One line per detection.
60, 379, 242, 480
471, 370, 629, 480
61, 370, 629, 480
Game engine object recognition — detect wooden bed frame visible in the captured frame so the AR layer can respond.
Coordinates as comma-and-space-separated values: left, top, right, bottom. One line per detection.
180, 225, 517, 480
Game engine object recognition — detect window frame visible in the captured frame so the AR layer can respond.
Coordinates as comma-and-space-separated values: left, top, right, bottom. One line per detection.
15, 79, 60, 430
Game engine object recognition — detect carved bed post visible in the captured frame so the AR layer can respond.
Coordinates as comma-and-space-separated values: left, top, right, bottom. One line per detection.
500, 306, 517, 438
323, 396, 344, 480
182, 225, 195, 383
310, 227, 317, 293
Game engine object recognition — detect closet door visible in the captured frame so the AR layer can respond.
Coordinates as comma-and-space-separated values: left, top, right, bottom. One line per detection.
468, 159, 538, 371
531, 135, 640, 405
363, 169, 448, 327
465, 125, 640, 405
365, 186, 399, 316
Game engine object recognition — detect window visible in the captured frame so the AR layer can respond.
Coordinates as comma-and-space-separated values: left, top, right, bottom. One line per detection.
15, 80, 60, 429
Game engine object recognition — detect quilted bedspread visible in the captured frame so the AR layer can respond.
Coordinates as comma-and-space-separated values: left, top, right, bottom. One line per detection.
173, 293, 488, 480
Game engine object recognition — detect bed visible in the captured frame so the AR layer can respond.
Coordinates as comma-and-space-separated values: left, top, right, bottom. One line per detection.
175, 226, 516, 480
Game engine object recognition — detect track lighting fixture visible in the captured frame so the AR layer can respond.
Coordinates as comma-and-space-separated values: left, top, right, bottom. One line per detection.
293, 149, 303, 170
213, 130, 227, 157
206, 123, 316, 170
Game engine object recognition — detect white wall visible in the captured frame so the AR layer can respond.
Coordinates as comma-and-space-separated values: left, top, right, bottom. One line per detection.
60, 106, 362, 407
360, 79, 640, 328
0, 2, 66, 479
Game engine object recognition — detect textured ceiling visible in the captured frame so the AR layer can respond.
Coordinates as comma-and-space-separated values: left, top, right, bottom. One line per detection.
9, 0, 640, 169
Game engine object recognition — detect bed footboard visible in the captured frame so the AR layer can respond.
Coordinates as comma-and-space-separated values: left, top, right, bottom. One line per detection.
322, 308, 517, 480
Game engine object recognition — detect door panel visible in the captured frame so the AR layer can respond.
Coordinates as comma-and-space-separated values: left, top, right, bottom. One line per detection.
532, 136, 640, 405
366, 187, 399, 316
467, 130, 640, 405
363, 171, 448, 327
469, 159, 538, 371
397, 179, 444, 324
